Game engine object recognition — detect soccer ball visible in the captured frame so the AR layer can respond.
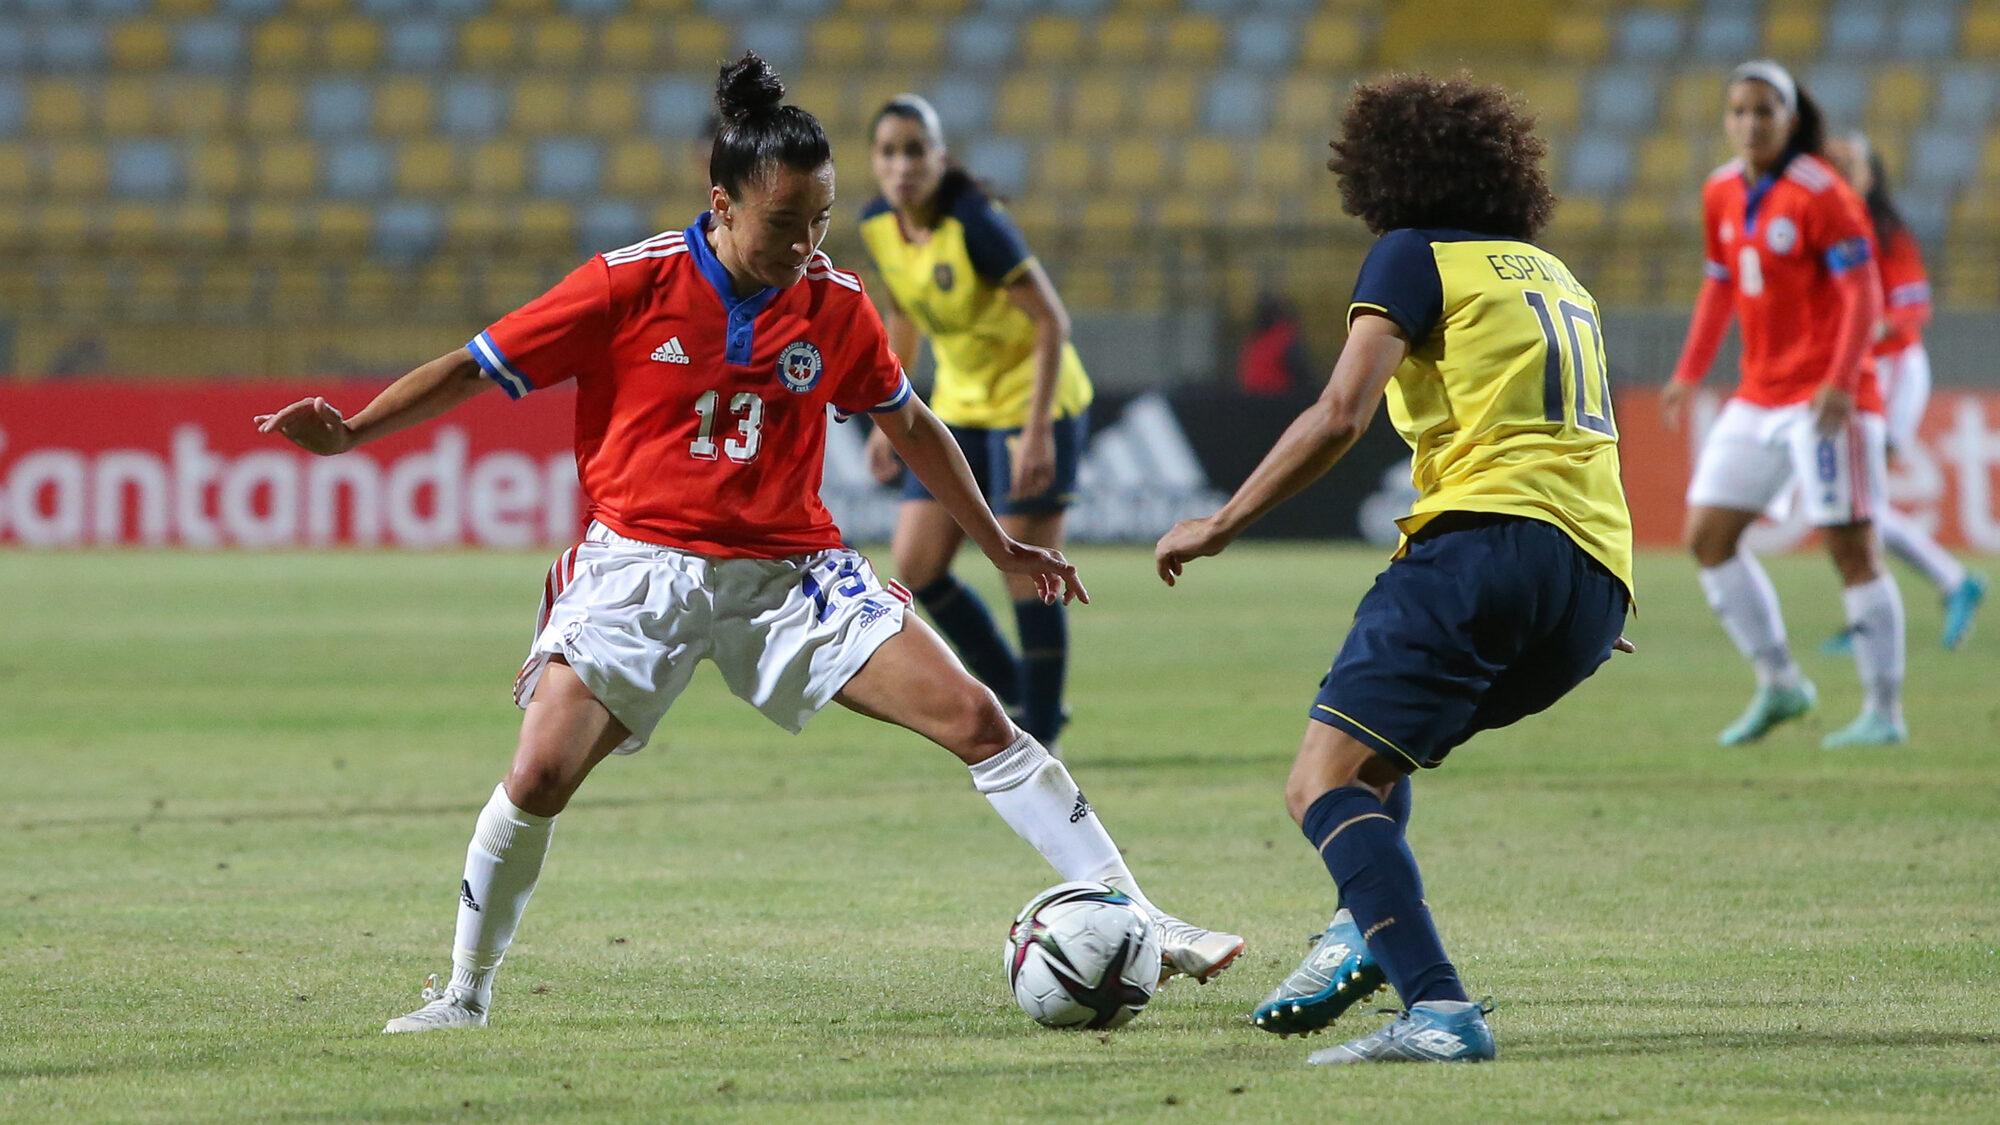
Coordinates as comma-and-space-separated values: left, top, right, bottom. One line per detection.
1003, 880, 1161, 1030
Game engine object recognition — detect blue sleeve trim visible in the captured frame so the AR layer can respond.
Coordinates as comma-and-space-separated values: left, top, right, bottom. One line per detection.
952, 191, 1033, 285
1825, 236, 1872, 275
1348, 229, 1444, 343
467, 332, 530, 400
867, 374, 914, 413
1703, 260, 1732, 281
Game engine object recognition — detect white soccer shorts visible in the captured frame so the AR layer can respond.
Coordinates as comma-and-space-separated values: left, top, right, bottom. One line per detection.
1874, 343, 1932, 454
512, 522, 909, 752
1686, 397, 1888, 527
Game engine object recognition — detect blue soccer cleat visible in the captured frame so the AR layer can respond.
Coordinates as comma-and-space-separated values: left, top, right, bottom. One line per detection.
1821, 710, 1907, 749
1306, 999, 1497, 1065
1251, 909, 1386, 1037
1941, 574, 1987, 651
1717, 680, 1817, 746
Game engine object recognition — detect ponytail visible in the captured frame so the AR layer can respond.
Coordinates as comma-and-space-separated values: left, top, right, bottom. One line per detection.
1784, 86, 1826, 159
709, 52, 831, 199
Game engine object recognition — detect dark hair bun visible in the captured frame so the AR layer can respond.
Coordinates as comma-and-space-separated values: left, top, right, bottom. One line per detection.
715, 53, 786, 126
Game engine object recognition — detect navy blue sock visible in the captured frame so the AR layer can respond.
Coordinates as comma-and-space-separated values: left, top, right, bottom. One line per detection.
1301, 785, 1466, 1006
1012, 598, 1068, 744
915, 576, 1019, 705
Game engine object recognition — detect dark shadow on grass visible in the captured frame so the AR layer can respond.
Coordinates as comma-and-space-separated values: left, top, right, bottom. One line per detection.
1519, 1028, 1998, 1060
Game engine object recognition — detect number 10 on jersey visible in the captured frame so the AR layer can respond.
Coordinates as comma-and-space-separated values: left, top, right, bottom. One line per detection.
690, 390, 764, 463
1523, 291, 1616, 437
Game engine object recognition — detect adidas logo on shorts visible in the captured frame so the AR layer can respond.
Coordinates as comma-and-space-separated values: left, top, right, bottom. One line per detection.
651, 337, 690, 365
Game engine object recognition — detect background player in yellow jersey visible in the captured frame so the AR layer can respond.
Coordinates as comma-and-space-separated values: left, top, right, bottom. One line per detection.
1156, 74, 1635, 1064
859, 95, 1094, 751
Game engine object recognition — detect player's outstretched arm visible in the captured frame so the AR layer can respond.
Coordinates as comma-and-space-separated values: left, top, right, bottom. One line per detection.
1154, 313, 1406, 587
876, 395, 1087, 606
255, 348, 491, 455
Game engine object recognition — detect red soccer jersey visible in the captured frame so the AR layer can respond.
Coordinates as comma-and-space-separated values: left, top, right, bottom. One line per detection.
468, 216, 912, 558
1701, 153, 1883, 412
1871, 225, 1932, 356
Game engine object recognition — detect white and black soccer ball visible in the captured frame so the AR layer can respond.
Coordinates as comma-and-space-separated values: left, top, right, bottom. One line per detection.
1003, 880, 1161, 1030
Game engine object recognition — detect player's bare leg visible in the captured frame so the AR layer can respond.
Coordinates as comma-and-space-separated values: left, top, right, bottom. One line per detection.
1821, 523, 1907, 747
1687, 504, 1816, 744
835, 617, 1243, 982
384, 661, 628, 1033
892, 499, 1022, 710
1000, 510, 1070, 751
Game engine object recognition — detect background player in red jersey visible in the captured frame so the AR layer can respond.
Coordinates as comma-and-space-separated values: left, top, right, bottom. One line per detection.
1820, 131, 1987, 652
256, 54, 1241, 1034
1661, 60, 1907, 749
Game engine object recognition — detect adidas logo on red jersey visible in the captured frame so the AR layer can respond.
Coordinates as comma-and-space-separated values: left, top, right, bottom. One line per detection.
651, 337, 690, 365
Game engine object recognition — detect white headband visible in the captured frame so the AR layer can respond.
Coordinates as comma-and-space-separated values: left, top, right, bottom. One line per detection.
1730, 59, 1798, 114
883, 93, 946, 149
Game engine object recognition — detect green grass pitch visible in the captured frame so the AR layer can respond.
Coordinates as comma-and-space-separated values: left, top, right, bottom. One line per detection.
4, 545, 1997, 1123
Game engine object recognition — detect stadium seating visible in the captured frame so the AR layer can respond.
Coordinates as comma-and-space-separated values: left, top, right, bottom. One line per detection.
1, 0, 1997, 371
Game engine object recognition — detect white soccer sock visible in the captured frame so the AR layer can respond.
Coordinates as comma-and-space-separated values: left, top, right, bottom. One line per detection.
1875, 508, 1967, 595
1843, 574, 1907, 723
448, 783, 556, 1010
968, 733, 1160, 917
1699, 554, 1803, 689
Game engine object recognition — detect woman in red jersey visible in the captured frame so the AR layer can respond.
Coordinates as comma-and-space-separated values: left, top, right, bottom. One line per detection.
1820, 131, 1986, 651
1662, 59, 1907, 749
256, 54, 1241, 1035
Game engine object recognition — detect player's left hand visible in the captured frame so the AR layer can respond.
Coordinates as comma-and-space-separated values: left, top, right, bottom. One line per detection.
989, 539, 1089, 605
1811, 383, 1855, 437
1154, 517, 1233, 587
1009, 423, 1057, 500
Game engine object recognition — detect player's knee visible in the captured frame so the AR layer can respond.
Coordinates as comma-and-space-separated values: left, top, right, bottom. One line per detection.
503, 757, 577, 816
941, 680, 1016, 763
1685, 519, 1735, 568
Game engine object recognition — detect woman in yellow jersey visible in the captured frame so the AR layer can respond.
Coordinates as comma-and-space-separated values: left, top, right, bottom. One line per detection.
859, 94, 1093, 750
1155, 74, 1633, 1064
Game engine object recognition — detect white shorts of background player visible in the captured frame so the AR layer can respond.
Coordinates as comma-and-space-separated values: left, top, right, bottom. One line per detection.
1687, 397, 1888, 527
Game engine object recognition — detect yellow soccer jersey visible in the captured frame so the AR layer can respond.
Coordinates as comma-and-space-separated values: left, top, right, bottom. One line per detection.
1349, 228, 1634, 594
858, 186, 1092, 429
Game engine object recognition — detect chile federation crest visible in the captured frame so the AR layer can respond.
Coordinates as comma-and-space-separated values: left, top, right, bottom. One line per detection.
777, 340, 824, 394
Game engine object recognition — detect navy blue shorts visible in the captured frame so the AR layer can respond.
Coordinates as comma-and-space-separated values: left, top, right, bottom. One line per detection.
900, 412, 1088, 517
1310, 513, 1629, 771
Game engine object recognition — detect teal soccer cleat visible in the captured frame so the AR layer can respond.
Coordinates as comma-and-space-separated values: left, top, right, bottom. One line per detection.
1942, 574, 1987, 651
1717, 680, 1817, 746
1821, 710, 1907, 749
1306, 999, 1497, 1065
1819, 628, 1854, 657
1251, 909, 1386, 1037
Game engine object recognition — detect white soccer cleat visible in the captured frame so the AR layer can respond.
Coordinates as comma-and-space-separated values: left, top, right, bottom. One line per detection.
382, 973, 488, 1034
1149, 912, 1245, 984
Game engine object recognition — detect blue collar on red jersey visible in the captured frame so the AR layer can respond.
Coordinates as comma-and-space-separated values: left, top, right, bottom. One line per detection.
687, 212, 779, 367
1741, 150, 1797, 234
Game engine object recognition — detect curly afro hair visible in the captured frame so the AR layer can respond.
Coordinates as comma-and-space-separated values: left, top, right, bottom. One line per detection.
1329, 72, 1556, 240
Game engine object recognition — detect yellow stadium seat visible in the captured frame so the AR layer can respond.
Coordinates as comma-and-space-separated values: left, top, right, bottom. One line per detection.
1301, 14, 1365, 69
469, 140, 526, 194
1512, 72, 1582, 134
172, 202, 230, 249
131, 264, 182, 317
630, 0, 693, 13
512, 78, 573, 134
885, 21, 942, 66
1104, 138, 1164, 193
292, 0, 347, 16
1612, 193, 1674, 236
1022, 17, 1084, 64
102, 78, 157, 133
397, 140, 457, 195
1868, 68, 1930, 131
529, 18, 589, 70
1154, 190, 1207, 231
110, 20, 173, 69
808, 17, 869, 68
245, 204, 304, 251
1162, 16, 1222, 64
164, 79, 229, 132
53, 262, 110, 311
1079, 198, 1141, 237
1135, 74, 1196, 132
494, 0, 554, 15
48, 142, 108, 195
373, 78, 432, 137
607, 140, 667, 195
1036, 137, 1095, 196
1094, 14, 1151, 62
187, 140, 245, 195
842, 0, 898, 13
1117, 0, 1176, 11
664, 17, 727, 67
155, 0, 211, 17
449, 201, 506, 246
1942, 255, 1999, 308
1764, 4, 1823, 57
255, 141, 317, 196
1969, 10, 2000, 56
1276, 75, 1341, 134
1059, 263, 1115, 310
580, 78, 638, 135
29, 80, 93, 134
1664, 69, 1726, 131
460, 17, 519, 70
1069, 75, 1128, 133
342, 264, 398, 318
1249, 139, 1307, 194
788, 77, 849, 133
1547, 10, 1608, 62
1223, 195, 1280, 231
252, 20, 311, 70
316, 203, 372, 252
909, 0, 968, 15
517, 201, 573, 247
242, 82, 303, 136
598, 18, 658, 69
1635, 134, 1693, 189
486, 264, 548, 308
0, 144, 31, 196
269, 265, 329, 318
1179, 137, 1238, 194
995, 73, 1059, 135
324, 19, 382, 69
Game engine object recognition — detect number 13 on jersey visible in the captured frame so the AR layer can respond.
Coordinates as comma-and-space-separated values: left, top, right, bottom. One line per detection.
1523, 290, 1616, 437
690, 390, 764, 463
